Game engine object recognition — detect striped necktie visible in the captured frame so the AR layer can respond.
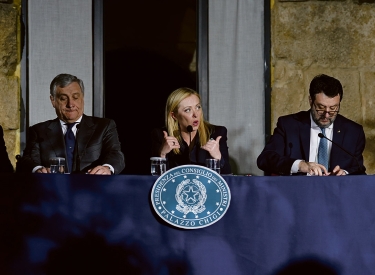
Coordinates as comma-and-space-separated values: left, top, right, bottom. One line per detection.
318, 127, 329, 170
65, 123, 77, 173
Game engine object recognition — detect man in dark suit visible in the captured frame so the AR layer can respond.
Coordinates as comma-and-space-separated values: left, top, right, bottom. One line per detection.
17, 74, 125, 174
257, 74, 366, 176
0, 125, 14, 173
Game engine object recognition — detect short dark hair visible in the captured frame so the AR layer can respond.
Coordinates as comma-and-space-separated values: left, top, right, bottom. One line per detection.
309, 74, 343, 102
50, 73, 85, 97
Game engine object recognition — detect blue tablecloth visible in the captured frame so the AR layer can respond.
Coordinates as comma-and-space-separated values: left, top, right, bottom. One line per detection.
1, 174, 374, 274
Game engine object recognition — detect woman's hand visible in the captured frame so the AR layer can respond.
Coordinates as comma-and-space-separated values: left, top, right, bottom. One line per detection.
160, 131, 180, 158
201, 136, 222, 160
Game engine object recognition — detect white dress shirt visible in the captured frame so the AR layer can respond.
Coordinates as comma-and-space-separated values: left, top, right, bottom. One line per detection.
291, 113, 333, 174
59, 116, 82, 136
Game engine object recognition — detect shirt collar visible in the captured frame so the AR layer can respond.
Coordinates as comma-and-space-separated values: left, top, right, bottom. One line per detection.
59, 115, 83, 127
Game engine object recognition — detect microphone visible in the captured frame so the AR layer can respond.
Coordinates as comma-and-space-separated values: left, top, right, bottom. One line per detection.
187, 125, 193, 164
318, 133, 364, 174
187, 125, 193, 145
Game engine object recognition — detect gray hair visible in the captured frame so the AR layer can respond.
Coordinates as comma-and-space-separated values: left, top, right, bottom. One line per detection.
50, 73, 85, 97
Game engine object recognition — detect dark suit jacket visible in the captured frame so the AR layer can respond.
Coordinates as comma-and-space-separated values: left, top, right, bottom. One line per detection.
17, 115, 125, 174
257, 111, 366, 175
151, 125, 232, 174
0, 126, 14, 173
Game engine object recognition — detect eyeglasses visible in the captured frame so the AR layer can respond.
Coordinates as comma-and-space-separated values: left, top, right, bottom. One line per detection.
313, 103, 340, 117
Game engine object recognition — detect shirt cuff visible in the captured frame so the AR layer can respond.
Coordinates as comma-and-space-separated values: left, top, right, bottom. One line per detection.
291, 160, 303, 174
102, 164, 114, 174
32, 166, 43, 173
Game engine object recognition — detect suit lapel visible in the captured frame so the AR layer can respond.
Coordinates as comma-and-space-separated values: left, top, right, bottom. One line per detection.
46, 119, 66, 158
75, 115, 96, 157
297, 111, 311, 160
331, 115, 344, 166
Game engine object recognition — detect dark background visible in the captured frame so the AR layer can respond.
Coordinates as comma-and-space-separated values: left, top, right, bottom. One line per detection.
104, 0, 197, 174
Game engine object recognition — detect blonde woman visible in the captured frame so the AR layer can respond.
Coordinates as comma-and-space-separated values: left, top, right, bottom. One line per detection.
151, 87, 231, 174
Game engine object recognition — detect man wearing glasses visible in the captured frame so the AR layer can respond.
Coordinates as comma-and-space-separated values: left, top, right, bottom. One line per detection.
257, 74, 366, 176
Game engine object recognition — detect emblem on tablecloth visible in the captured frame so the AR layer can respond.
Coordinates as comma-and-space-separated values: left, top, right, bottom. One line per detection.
151, 165, 231, 229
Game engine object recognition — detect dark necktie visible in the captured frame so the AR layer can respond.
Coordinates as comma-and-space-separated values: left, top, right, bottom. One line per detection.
318, 127, 329, 170
65, 123, 76, 173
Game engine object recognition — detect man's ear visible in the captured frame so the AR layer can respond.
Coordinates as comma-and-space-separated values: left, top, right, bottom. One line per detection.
50, 95, 56, 108
308, 96, 313, 106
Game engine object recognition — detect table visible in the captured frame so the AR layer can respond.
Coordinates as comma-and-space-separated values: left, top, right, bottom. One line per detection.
1, 174, 374, 275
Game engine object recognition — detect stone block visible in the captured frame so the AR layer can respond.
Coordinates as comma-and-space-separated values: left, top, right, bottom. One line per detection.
278, 0, 308, 2
279, 0, 345, 1
0, 75, 19, 129
0, 4, 18, 75
360, 71, 375, 174
271, 61, 309, 128
2, 128, 16, 170
329, 70, 362, 125
353, 0, 375, 4
272, 2, 375, 68
360, 72, 375, 123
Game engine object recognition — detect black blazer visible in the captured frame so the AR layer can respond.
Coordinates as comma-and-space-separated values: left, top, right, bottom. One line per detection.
257, 111, 366, 175
17, 115, 125, 174
0, 126, 14, 173
151, 125, 232, 174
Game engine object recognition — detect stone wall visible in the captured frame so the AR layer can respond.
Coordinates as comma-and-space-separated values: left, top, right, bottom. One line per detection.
272, 0, 375, 174
0, 0, 20, 169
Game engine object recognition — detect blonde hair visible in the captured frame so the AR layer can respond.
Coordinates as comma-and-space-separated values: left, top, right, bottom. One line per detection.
165, 87, 213, 154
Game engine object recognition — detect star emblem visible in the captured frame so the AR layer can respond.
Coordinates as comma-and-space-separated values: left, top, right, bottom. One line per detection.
182, 186, 199, 203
